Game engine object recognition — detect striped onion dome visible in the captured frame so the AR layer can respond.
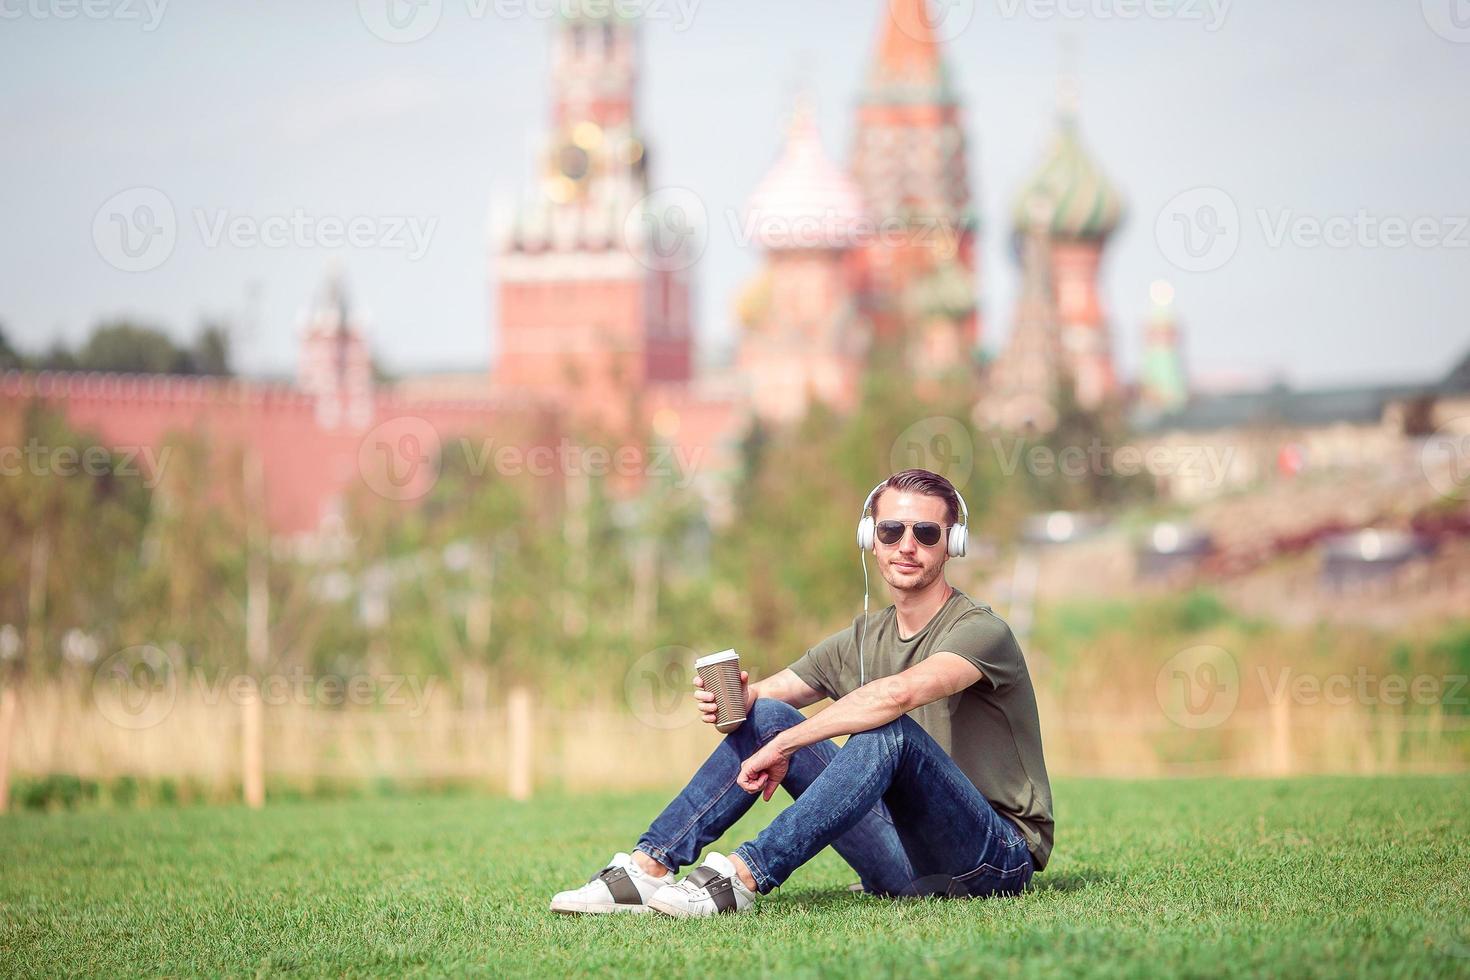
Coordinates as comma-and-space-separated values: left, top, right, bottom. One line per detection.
745, 98, 867, 250
1013, 112, 1123, 241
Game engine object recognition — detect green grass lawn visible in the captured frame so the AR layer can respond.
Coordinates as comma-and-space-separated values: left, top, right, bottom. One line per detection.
2, 776, 1468, 977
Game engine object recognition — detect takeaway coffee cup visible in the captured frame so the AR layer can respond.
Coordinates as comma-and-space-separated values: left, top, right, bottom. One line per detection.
694, 649, 746, 733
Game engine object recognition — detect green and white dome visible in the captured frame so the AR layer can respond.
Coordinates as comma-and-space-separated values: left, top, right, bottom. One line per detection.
1013, 114, 1124, 241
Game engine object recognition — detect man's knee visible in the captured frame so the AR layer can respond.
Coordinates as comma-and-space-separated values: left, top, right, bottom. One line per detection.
843, 716, 909, 753
746, 697, 804, 738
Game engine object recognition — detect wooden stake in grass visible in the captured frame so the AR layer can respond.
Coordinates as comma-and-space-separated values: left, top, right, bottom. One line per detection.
0, 684, 17, 814
242, 450, 268, 810
1270, 694, 1293, 775
0, 531, 49, 814
507, 686, 533, 801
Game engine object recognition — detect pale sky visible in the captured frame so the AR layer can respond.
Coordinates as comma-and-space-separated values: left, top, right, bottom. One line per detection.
2, 0, 1467, 389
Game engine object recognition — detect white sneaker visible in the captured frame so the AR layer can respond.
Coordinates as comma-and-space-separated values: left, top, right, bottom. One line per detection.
548, 851, 669, 915
646, 851, 759, 918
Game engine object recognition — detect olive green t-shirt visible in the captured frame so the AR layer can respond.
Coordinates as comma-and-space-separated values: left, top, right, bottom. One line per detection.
788, 587, 1054, 870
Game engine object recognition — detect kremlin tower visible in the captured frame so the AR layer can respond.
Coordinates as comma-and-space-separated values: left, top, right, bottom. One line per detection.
850, 0, 981, 374
736, 98, 869, 424
494, 7, 694, 432
976, 199, 1065, 433
1011, 78, 1125, 412
297, 269, 374, 432
1138, 280, 1188, 413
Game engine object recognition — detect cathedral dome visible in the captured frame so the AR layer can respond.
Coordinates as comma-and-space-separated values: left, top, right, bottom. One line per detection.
745, 99, 867, 250
1013, 113, 1124, 242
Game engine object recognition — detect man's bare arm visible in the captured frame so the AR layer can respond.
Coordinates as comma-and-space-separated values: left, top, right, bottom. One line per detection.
768, 652, 982, 755
749, 668, 827, 709
692, 667, 826, 726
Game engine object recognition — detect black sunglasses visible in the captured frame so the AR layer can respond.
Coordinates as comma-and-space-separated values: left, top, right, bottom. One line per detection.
875, 520, 950, 548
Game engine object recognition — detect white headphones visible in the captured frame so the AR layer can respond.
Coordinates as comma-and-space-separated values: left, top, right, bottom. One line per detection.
855, 479, 969, 558
853, 476, 970, 686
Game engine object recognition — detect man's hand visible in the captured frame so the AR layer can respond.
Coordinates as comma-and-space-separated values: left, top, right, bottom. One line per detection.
737, 739, 791, 801
692, 670, 751, 727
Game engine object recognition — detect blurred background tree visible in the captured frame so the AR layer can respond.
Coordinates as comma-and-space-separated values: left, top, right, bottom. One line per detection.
0, 324, 21, 372
5, 320, 234, 376
0, 359, 1170, 694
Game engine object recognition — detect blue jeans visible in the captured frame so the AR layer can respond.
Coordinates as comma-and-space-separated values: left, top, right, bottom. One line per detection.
636, 698, 1035, 898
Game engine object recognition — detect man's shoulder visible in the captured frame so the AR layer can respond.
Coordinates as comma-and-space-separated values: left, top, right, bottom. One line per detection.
945, 590, 1010, 630
937, 591, 1021, 652
930, 591, 1028, 687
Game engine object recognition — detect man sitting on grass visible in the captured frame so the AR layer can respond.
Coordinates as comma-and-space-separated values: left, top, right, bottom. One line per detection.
550, 468, 1053, 917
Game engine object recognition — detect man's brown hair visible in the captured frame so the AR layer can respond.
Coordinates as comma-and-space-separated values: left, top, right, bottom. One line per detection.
871, 468, 962, 527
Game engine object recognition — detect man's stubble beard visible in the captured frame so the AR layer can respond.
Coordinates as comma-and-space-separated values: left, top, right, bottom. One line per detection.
881, 554, 946, 594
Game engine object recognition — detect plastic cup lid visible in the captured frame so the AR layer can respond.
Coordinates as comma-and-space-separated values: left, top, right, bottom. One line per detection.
694, 649, 739, 668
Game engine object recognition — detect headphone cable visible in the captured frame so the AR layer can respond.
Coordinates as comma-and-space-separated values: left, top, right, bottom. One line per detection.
858, 547, 870, 687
